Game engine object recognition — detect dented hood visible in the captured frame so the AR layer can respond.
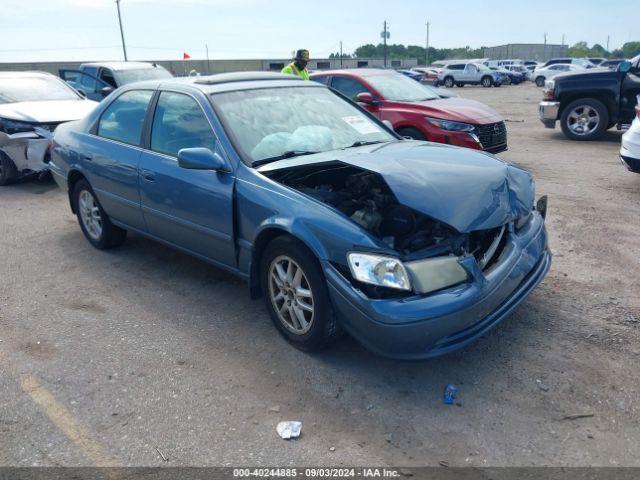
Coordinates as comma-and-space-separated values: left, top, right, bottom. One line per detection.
0, 99, 98, 123
261, 141, 534, 233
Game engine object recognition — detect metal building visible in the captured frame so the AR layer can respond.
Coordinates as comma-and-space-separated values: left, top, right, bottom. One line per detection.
483, 44, 568, 62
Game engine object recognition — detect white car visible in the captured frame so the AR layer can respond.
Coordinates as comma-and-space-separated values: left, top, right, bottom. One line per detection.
532, 64, 585, 87
0, 71, 98, 185
620, 96, 640, 173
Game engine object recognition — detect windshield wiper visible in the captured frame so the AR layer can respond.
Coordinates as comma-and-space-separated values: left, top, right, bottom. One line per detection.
252, 150, 318, 167
344, 140, 388, 149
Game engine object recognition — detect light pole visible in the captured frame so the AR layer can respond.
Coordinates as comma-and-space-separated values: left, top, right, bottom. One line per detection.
115, 0, 128, 61
425, 21, 430, 66
381, 21, 390, 68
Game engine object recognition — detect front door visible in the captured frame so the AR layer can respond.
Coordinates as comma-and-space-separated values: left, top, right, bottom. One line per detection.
138, 90, 236, 267
621, 60, 640, 124
330, 76, 382, 119
59, 69, 110, 101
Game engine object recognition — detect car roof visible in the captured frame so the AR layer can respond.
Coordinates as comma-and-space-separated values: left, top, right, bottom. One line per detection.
309, 68, 399, 78
80, 61, 164, 71
0, 71, 57, 78
121, 71, 320, 94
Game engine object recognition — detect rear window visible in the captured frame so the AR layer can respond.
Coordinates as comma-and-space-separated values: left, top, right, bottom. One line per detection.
97, 90, 154, 145
0, 76, 80, 104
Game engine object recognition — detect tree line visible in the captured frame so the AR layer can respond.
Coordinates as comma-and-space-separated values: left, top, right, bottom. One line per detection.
329, 41, 640, 64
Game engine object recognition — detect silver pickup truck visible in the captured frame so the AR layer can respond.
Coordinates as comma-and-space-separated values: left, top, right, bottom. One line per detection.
437, 63, 503, 88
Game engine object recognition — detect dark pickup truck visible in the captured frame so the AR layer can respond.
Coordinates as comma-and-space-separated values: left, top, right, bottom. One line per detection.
539, 54, 640, 140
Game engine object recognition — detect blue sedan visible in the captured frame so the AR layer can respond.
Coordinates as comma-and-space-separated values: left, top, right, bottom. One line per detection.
50, 72, 551, 359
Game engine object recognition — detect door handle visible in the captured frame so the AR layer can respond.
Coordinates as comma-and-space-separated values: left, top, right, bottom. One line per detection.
81, 153, 93, 161
141, 169, 155, 182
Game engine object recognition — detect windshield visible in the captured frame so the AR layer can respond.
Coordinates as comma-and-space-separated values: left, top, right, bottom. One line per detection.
0, 76, 80, 104
212, 86, 395, 164
477, 64, 492, 72
115, 67, 173, 85
366, 72, 439, 102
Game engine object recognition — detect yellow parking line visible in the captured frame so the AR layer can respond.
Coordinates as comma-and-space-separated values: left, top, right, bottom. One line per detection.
20, 374, 121, 468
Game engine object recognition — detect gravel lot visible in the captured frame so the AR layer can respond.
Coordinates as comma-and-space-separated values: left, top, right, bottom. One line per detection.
1, 82, 638, 468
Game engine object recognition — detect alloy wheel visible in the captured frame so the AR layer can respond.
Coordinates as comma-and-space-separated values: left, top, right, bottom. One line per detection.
567, 105, 600, 136
268, 255, 314, 335
78, 190, 103, 241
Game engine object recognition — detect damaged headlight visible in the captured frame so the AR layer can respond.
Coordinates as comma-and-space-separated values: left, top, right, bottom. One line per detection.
0, 117, 35, 135
347, 253, 411, 291
515, 212, 533, 230
425, 117, 476, 133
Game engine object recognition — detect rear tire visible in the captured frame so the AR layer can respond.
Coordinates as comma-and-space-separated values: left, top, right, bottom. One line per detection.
0, 152, 19, 186
396, 127, 427, 141
73, 179, 127, 249
560, 98, 609, 141
456, 83, 464, 88
443, 76, 454, 88
260, 236, 340, 352
535, 76, 545, 87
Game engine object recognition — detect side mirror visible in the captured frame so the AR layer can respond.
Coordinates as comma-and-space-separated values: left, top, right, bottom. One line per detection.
100, 86, 114, 98
178, 147, 229, 172
618, 61, 632, 73
355, 92, 378, 105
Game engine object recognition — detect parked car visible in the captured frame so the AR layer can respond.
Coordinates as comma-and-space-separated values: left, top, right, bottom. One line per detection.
620, 95, 640, 172
50, 72, 550, 359
541, 58, 595, 69
0, 71, 98, 186
489, 67, 523, 85
532, 64, 585, 87
600, 59, 627, 69
504, 64, 531, 81
60, 61, 172, 101
311, 69, 507, 153
411, 67, 442, 85
396, 69, 423, 82
437, 63, 502, 88
588, 58, 606, 66
539, 56, 640, 140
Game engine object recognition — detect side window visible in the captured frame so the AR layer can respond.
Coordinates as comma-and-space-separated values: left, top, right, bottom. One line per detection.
330, 76, 370, 101
312, 75, 330, 85
99, 69, 117, 88
97, 90, 153, 145
466, 64, 478, 72
150, 91, 217, 157
80, 73, 98, 92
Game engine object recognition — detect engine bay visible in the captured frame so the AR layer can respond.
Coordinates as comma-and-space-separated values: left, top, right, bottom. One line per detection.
262, 161, 464, 257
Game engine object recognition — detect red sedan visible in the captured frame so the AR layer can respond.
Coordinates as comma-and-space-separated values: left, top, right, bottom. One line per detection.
310, 69, 507, 153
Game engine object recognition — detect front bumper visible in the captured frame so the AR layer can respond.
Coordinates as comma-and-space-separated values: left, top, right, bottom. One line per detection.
0, 129, 53, 174
539, 101, 560, 128
324, 212, 550, 360
620, 121, 640, 173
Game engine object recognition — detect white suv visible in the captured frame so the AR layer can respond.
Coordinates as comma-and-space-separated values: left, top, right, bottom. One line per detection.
437, 63, 502, 88
532, 64, 585, 87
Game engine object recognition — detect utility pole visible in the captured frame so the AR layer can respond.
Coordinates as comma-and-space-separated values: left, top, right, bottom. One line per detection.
381, 21, 389, 68
115, 0, 128, 61
340, 41, 343, 68
425, 21, 430, 66
606, 35, 610, 53
205, 44, 210, 73
544, 32, 547, 61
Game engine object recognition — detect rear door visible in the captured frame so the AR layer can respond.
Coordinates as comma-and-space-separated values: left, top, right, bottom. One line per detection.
138, 90, 236, 266
86, 89, 154, 230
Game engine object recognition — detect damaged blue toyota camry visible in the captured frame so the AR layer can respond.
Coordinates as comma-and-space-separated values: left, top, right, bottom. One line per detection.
50, 72, 550, 359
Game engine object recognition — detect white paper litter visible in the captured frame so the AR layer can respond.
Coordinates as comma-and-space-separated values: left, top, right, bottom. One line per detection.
276, 421, 302, 439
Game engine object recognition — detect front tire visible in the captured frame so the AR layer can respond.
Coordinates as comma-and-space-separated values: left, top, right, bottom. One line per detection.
503, 76, 512, 85
560, 98, 609, 141
396, 127, 426, 140
73, 179, 127, 249
535, 76, 545, 87
443, 76, 454, 88
260, 236, 340, 352
0, 152, 19, 186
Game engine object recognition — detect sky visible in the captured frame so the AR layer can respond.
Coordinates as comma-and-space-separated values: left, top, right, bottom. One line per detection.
0, 0, 637, 62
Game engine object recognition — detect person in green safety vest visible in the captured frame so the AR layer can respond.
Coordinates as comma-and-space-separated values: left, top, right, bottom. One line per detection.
281, 49, 310, 80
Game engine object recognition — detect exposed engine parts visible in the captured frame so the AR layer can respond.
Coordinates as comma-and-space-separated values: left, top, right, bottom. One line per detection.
263, 161, 460, 255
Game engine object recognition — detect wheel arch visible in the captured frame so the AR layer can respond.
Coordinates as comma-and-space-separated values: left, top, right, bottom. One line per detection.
247, 224, 328, 299
67, 169, 88, 214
